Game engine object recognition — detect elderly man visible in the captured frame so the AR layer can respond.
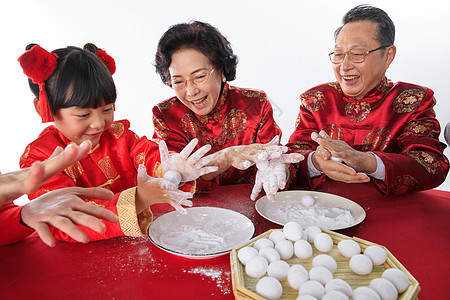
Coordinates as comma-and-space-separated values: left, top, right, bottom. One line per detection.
288, 4, 448, 195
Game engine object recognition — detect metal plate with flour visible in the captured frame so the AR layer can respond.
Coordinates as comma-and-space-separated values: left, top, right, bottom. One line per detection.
148, 207, 255, 259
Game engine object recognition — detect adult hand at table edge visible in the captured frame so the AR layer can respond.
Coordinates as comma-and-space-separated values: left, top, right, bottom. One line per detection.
20, 187, 117, 247
0, 141, 92, 205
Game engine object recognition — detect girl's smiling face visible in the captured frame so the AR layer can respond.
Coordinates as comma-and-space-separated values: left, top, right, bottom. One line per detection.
53, 103, 114, 146
169, 48, 223, 116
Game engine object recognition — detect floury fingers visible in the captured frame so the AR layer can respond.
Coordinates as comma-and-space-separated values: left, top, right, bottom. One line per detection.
251, 153, 304, 202
158, 139, 219, 182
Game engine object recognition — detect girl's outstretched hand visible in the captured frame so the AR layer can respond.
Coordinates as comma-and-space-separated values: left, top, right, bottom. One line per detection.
159, 138, 218, 182
136, 165, 193, 214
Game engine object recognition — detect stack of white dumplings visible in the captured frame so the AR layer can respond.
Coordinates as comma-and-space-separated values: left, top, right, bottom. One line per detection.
237, 221, 410, 300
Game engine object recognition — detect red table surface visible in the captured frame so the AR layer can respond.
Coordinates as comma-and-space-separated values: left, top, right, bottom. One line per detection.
1, 183, 449, 299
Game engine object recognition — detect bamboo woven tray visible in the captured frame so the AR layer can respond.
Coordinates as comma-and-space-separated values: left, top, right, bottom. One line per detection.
230, 229, 420, 299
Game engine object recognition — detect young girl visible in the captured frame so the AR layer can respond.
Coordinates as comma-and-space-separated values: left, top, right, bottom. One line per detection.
15, 43, 217, 243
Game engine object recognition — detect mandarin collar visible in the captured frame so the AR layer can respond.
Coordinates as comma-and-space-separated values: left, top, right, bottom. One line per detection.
197, 83, 229, 124
341, 77, 393, 103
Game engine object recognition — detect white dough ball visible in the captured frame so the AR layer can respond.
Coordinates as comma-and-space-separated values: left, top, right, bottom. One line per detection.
349, 254, 373, 275
352, 287, 381, 300
256, 276, 283, 300
298, 280, 325, 299
322, 290, 349, 300
238, 246, 258, 265
382, 268, 410, 293
309, 266, 333, 285
245, 255, 268, 278
312, 254, 337, 273
325, 279, 352, 298
304, 225, 322, 243
283, 221, 304, 242
338, 239, 361, 258
364, 245, 388, 266
267, 260, 290, 281
296, 296, 318, 300
313, 233, 334, 252
288, 264, 309, 290
330, 156, 343, 163
254, 238, 274, 251
370, 278, 398, 300
294, 239, 313, 259
163, 170, 182, 185
275, 239, 294, 260
301, 194, 316, 206
269, 230, 286, 245
259, 247, 281, 264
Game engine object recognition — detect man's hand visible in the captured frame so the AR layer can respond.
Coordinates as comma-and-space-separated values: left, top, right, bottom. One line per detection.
311, 131, 372, 183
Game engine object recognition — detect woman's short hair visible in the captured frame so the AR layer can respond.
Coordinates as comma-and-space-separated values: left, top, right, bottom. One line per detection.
154, 21, 238, 86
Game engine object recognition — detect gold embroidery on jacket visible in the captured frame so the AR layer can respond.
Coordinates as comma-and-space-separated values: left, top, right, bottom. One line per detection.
108, 122, 125, 139
117, 188, 145, 236
85, 201, 106, 208
98, 156, 120, 187
98, 175, 121, 188
135, 152, 146, 166
98, 156, 118, 178
19, 145, 31, 166
89, 143, 100, 154
64, 161, 84, 183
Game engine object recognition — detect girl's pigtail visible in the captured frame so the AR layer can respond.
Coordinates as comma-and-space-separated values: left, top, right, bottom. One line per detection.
18, 45, 58, 123
95, 50, 116, 75
84, 43, 116, 75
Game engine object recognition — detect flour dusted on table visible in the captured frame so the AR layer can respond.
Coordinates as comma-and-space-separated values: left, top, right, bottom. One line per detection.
186, 267, 231, 295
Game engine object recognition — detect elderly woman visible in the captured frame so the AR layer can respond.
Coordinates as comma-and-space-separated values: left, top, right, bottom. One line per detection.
152, 21, 302, 195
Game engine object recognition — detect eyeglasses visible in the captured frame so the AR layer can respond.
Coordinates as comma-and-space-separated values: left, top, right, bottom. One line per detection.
328, 45, 390, 64
167, 69, 215, 90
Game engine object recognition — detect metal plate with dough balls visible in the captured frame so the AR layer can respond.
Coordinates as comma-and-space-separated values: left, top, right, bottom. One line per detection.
255, 190, 365, 230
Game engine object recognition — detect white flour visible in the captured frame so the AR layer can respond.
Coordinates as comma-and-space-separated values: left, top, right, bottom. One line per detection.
160, 226, 225, 253
276, 203, 355, 229
186, 267, 231, 295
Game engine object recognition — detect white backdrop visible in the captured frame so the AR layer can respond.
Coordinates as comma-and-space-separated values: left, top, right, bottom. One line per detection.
1, 0, 449, 191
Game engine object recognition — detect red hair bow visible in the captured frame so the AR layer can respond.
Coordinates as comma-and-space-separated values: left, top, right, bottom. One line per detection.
95, 50, 116, 75
18, 45, 58, 123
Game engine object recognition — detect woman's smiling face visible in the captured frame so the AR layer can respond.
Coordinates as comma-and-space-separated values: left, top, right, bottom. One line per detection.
169, 48, 223, 116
